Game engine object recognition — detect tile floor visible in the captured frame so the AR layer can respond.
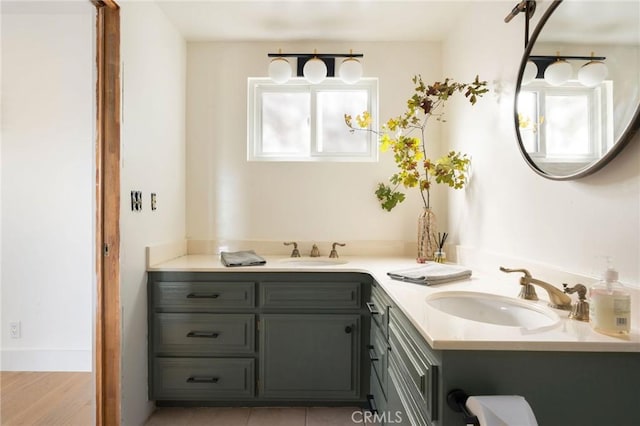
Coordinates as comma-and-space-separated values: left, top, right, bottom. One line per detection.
145, 406, 379, 426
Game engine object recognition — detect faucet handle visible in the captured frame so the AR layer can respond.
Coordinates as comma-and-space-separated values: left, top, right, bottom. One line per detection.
310, 244, 321, 257
563, 283, 587, 300
283, 242, 301, 258
563, 283, 589, 322
329, 242, 346, 258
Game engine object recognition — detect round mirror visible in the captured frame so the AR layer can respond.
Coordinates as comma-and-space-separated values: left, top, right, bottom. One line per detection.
515, 0, 640, 180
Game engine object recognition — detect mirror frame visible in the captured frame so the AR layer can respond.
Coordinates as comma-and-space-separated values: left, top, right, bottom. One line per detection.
514, 0, 640, 180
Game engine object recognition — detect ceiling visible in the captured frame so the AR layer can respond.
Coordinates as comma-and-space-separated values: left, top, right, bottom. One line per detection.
155, 0, 470, 42
539, 1, 640, 45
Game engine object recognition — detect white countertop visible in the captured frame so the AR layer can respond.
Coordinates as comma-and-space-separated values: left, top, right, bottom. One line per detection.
148, 255, 640, 352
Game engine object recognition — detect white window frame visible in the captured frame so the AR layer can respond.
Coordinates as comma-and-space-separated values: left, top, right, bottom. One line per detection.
519, 80, 613, 164
247, 78, 379, 162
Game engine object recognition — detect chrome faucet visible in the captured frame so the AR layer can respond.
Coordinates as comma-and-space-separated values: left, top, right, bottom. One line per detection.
310, 244, 321, 257
499, 267, 572, 311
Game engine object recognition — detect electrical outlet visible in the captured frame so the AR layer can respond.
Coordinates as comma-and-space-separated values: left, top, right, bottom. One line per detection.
9, 321, 21, 339
151, 193, 157, 211
130, 190, 142, 212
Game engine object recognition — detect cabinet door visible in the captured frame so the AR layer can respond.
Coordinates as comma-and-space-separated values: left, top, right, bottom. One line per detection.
260, 314, 360, 400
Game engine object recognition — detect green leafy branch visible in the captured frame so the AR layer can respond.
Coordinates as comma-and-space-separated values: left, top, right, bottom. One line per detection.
345, 75, 487, 211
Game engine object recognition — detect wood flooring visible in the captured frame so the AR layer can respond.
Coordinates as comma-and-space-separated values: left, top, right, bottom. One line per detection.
0, 372, 376, 426
0, 371, 93, 425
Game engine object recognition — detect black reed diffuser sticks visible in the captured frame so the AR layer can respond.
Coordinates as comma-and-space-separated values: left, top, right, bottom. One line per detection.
434, 232, 448, 263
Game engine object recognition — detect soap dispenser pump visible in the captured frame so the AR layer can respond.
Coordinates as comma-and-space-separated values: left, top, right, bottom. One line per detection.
589, 259, 631, 336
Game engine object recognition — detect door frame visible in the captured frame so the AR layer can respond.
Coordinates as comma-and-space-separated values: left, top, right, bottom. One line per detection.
93, 0, 121, 424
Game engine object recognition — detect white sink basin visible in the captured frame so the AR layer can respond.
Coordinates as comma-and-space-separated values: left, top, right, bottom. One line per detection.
425, 291, 560, 330
278, 257, 348, 266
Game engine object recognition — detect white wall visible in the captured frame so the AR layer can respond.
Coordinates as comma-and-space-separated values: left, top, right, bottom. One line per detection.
0, 4, 94, 371
119, 1, 186, 424
443, 1, 640, 285
186, 41, 448, 249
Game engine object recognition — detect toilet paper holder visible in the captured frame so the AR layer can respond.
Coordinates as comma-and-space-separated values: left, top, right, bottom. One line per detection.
447, 389, 480, 426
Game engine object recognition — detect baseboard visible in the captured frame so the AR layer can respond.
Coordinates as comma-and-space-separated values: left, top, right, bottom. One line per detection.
0, 348, 91, 372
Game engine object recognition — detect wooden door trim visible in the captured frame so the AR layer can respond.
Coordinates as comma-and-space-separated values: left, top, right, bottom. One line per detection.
94, 1, 121, 424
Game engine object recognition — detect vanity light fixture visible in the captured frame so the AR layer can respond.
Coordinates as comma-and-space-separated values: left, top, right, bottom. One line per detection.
577, 53, 608, 87
268, 49, 292, 84
303, 50, 328, 84
266, 50, 364, 84
507, 2, 608, 88
527, 54, 607, 87
338, 50, 363, 84
521, 60, 538, 85
543, 56, 572, 86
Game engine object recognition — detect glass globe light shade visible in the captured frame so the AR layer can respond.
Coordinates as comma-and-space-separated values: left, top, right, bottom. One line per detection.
268, 57, 291, 84
339, 58, 363, 84
544, 60, 572, 86
578, 61, 608, 87
521, 60, 538, 85
303, 58, 327, 84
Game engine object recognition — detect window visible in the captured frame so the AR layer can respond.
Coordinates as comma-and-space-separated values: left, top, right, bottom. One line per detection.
517, 80, 613, 164
248, 78, 378, 162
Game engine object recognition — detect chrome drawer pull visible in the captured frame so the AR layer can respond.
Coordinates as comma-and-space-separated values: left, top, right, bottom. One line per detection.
186, 331, 220, 338
186, 376, 219, 383
186, 293, 220, 299
366, 302, 379, 315
368, 345, 379, 362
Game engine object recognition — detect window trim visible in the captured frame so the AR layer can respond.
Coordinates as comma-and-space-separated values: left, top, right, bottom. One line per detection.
519, 80, 613, 164
247, 78, 379, 162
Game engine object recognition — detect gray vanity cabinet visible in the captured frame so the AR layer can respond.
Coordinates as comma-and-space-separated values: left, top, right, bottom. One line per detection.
367, 281, 438, 426
368, 281, 640, 426
148, 271, 372, 405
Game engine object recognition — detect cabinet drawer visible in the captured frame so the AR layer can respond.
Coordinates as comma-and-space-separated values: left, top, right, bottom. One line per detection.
153, 281, 255, 311
369, 322, 388, 398
260, 282, 361, 309
152, 358, 255, 400
154, 313, 255, 355
388, 352, 430, 426
370, 283, 390, 338
389, 322, 438, 422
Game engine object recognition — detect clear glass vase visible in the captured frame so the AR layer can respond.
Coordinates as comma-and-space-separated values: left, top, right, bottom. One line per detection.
417, 208, 437, 263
